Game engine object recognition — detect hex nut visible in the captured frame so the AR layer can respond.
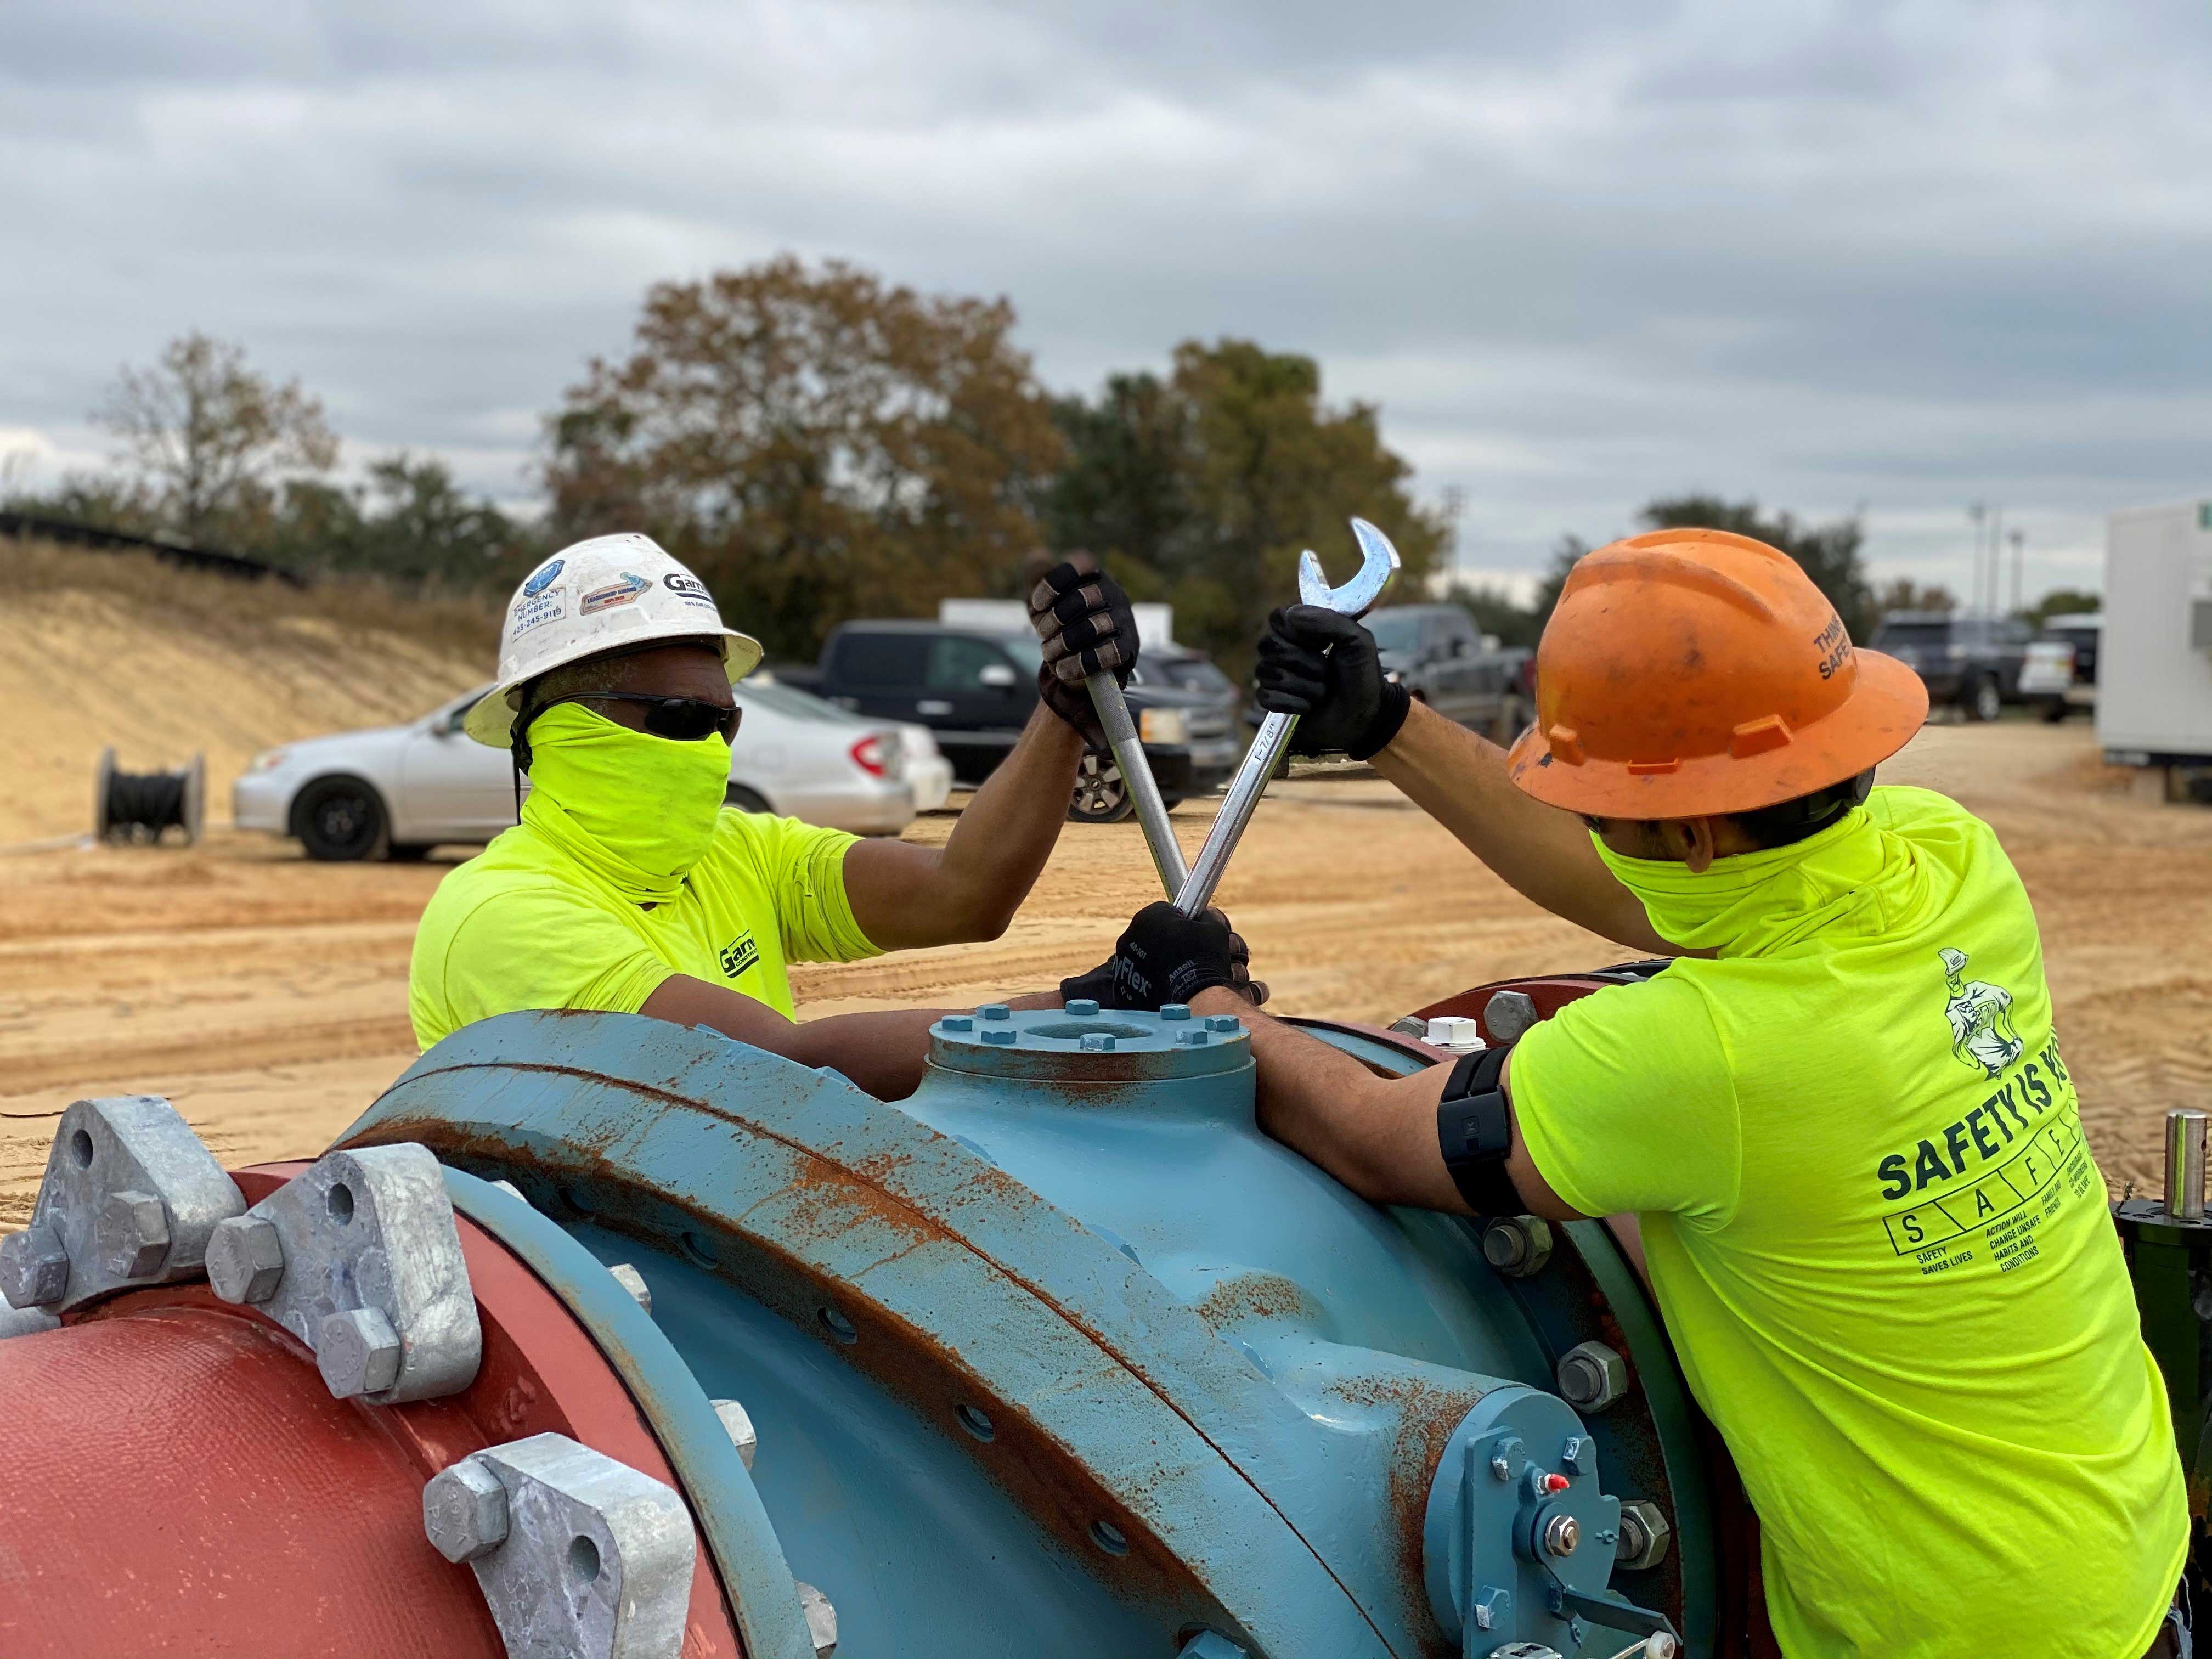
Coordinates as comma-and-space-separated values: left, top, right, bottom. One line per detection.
1617, 1498, 1672, 1570
206, 1215, 286, 1304
607, 1262, 652, 1316
712, 1397, 758, 1471
796, 1581, 838, 1657
96, 1190, 171, 1279
1542, 1510, 1581, 1557
1484, 989, 1541, 1043
424, 1457, 511, 1563
1481, 1215, 1554, 1278
0, 1223, 71, 1309
318, 1306, 404, 1399
1556, 1340, 1631, 1412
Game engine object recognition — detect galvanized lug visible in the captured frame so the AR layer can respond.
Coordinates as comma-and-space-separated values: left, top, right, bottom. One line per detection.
427, 1432, 697, 1659
0, 1096, 244, 1313
207, 1143, 481, 1403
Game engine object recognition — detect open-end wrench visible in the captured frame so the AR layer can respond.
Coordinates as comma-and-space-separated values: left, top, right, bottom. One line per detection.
1083, 671, 1190, 899
1172, 518, 1399, 916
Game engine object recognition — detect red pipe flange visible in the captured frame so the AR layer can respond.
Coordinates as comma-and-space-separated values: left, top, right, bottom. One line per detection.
0, 1164, 743, 1659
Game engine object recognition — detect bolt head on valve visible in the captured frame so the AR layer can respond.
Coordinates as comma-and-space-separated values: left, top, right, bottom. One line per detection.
1541, 1510, 1581, 1557
95, 1190, 171, 1279
205, 1215, 285, 1304
424, 1458, 511, 1563
797, 1581, 838, 1656
1555, 1340, 1630, 1412
0, 1223, 71, 1309
1481, 1215, 1553, 1278
318, 1306, 404, 1398
1617, 1499, 1672, 1570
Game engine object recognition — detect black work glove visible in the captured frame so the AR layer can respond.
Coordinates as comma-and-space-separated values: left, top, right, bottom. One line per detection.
1252, 605, 1410, 760
1029, 554, 1138, 749
1062, 902, 1269, 1011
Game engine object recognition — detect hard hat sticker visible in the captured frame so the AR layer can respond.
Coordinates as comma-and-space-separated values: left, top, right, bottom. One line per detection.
580, 572, 651, 616
521, 558, 565, 597
662, 571, 717, 609
509, 590, 567, 636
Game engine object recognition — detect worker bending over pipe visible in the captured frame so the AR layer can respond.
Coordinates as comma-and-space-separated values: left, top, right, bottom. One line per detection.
1085, 528, 2190, 1659
409, 533, 1258, 1101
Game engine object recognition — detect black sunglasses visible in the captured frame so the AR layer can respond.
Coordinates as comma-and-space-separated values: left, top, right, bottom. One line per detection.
555, 692, 742, 743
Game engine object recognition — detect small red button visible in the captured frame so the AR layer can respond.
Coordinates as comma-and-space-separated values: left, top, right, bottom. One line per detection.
1542, 1473, 1571, 1493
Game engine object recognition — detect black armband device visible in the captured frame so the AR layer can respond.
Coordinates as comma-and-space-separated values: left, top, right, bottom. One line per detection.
1436, 1043, 1523, 1217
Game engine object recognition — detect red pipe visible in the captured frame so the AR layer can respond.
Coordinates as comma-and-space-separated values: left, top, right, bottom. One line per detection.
0, 1166, 742, 1659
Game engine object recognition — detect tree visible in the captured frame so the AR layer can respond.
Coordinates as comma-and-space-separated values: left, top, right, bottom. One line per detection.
544, 256, 1067, 662
1637, 495, 1874, 640
1042, 340, 1449, 673
93, 332, 338, 546
2019, 586, 2100, 627
269, 455, 534, 588
1875, 577, 1957, 619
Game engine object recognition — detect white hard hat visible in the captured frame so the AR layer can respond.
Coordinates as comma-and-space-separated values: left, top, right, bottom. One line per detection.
464, 533, 764, 747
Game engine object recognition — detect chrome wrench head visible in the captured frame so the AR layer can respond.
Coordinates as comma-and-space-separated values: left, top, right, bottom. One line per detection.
1295, 517, 1400, 616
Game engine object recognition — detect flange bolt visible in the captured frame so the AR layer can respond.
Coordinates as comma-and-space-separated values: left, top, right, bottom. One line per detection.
422, 1457, 510, 1563
95, 1190, 171, 1279
205, 1215, 286, 1304
1481, 1215, 1553, 1277
712, 1398, 758, 1470
318, 1306, 403, 1398
0, 1223, 70, 1309
1556, 1340, 1631, 1412
1617, 1499, 1672, 1570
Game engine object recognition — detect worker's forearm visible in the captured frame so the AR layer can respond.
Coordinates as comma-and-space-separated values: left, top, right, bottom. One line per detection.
1370, 702, 1668, 953
1190, 988, 1464, 1211
929, 707, 1084, 938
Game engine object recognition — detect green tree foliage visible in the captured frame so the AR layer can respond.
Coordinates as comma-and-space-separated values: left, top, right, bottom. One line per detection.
544, 256, 1068, 662
269, 456, 534, 588
2019, 586, 2100, 627
93, 331, 339, 546
1041, 340, 1449, 673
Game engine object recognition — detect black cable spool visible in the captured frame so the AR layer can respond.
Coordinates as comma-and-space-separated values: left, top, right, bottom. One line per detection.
93, 747, 205, 845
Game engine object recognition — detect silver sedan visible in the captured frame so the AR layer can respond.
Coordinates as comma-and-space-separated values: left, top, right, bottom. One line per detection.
233, 681, 952, 861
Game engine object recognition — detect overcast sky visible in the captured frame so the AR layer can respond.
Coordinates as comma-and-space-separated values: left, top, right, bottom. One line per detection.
4, 1, 2208, 603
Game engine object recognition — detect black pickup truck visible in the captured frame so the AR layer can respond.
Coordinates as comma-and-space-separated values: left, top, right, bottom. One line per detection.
792, 620, 1243, 823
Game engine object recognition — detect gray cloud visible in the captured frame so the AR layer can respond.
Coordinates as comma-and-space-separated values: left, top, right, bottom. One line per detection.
3, 0, 2208, 602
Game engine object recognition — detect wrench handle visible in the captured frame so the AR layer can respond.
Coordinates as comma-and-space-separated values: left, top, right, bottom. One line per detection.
1173, 709, 1296, 916
1084, 673, 1189, 900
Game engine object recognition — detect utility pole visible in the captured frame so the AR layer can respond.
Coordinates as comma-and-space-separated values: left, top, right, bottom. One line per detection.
1988, 506, 2004, 614
1968, 502, 1988, 614
2008, 526, 2025, 614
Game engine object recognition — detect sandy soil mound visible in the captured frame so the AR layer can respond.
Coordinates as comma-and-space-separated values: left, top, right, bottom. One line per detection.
0, 537, 493, 844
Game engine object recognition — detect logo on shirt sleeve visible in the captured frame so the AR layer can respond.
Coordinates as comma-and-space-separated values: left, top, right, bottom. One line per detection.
719, 932, 760, 980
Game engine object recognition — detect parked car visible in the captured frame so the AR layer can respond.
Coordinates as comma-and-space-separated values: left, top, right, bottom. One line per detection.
810, 620, 1242, 822
1866, 611, 2032, 721
2017, 612, 2102, 723
234, 680, 948, 861
1364, 603, 1536, 743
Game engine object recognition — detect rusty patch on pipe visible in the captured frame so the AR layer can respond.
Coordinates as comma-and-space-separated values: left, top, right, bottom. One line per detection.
1190, 1271, 1316, 1329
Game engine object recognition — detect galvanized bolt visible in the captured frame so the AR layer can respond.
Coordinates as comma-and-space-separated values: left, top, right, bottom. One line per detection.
1487, 1434, 1522, 1482
1472, 1585, 1511, 1630
1065, 998, 1100, 1017
1542, 1510, 1581, 1557
1559, 1433, 1590, 1474
711, 1397, 758, 1470
1616, 1499, 1671, 1570
1079, 1032, 1116, 1052
607, 1262, 652, 1315
0, 1223, 70, 1309
205, 1215, 286, 1304
1485, 989, 1541, 1043
318, 1306, 404, 1398
983, 1029, 1017, 1045
795, 1581, 838, 1656
95, 1189, 171, 1279
487, 1178, 526, 1203
1556, 1340, 1630, 1412
978, 1003, 1011, 1022
1159, 1003, 1192, 1022
1204, 1015, 1241, 1033
1481, 1215, 1553, 1278
423, 1457, 510, 1562
940, 1015, 973, 1032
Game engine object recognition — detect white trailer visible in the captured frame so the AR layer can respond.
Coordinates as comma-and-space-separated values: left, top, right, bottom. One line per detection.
938, 597, 1177, 651
2099, 498, 2212, 799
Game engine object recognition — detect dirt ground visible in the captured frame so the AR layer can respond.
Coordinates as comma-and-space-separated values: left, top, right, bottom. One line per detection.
3, 715, 2208, 1222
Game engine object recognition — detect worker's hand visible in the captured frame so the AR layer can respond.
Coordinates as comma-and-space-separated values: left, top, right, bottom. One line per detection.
1254, 606, 1410, 760
1029, 555, 1138, 748
1062, 902, 1268, 1011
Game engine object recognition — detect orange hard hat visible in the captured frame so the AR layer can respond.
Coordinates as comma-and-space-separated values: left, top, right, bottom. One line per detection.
1504, 527, 1927, 819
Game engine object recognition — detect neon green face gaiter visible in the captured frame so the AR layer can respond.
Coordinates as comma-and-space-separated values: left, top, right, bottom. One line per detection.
521, 703, 730, 905
1590, 806, 1903, 958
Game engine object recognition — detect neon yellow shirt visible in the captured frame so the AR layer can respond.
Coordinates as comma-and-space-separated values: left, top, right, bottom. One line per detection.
1510, 786, 2184, 1658
409, 807, 881, 1050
